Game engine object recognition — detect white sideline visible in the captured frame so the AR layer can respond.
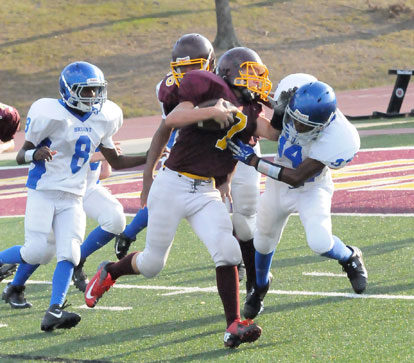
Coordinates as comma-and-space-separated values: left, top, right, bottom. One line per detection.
0, 323, 8, 328
3, 279, 414, 301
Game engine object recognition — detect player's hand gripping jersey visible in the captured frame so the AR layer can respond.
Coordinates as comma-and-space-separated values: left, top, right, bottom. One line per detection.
276, 108, 360, 187
25, 98, 122, 195
164, 70, 264, 182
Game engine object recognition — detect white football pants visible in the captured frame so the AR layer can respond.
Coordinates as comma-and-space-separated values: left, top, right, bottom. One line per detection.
21, 189, 85, 266
254, 176, 335, 255
137, 167, 242, 278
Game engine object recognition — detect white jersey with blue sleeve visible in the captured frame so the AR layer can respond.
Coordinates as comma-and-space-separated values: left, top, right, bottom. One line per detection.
25, 98, 122, 196
275, 109, 360, 186
308, 109, 360, 169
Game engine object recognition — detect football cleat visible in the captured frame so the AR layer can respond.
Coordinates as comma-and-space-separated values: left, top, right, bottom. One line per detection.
237, 262, 246, 283
0, 263, 17, 282
2, 283, 32, 309
41, 302, 81, 332
84, 261, 115, 308
72, 258, 88, 293
114, 233, 136, 260
223, 319, 262, 348
339, 246, 368, 294
244, 277, 272, 319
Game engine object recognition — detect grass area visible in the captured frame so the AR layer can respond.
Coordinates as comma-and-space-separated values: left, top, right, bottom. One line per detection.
0, 215, 413, 362
1, 0, 413, 120
1, 2, 414, 360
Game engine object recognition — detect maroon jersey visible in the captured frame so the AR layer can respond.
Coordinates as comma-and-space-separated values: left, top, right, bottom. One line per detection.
0, 103, 20, 142
165, 70, 263, 181
157, 73, 180, 116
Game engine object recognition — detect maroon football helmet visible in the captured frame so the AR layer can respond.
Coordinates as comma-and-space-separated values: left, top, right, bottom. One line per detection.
170, 33, 216, 86
216, 47, 272, 101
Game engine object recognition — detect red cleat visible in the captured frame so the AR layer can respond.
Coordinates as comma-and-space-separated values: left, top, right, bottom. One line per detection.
84, 261, 115, 308
223, 318, 262, 348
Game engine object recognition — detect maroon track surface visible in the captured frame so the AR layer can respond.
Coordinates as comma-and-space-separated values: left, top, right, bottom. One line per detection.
2, 86, 413, 217
1, 148, 413, 217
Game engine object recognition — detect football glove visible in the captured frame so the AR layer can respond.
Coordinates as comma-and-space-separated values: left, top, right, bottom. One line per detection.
270, 87, 298, 130
227, 139, 256, 165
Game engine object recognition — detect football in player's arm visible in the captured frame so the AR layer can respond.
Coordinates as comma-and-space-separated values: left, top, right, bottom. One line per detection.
85, 46, 278, 348
115, 33, 217, 260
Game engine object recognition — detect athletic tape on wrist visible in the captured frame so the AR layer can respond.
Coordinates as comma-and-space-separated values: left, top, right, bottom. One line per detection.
24, 149, 36, 163
256, 159, 283, 180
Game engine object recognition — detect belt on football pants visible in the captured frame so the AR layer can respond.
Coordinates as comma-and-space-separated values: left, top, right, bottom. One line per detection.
162, 166, 215, 185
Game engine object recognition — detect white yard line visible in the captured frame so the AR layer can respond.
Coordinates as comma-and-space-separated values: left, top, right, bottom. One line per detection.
77, 304, 132, 311
3, 280, 414, 301
303, 272, 346, 278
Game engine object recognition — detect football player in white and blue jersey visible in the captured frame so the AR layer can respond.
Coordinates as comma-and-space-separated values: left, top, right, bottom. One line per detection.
2, 153, 126, 307
228, 78, 368, 319
0, 61, 146, 331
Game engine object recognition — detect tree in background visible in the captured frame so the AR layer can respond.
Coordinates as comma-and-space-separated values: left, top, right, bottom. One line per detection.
213, 0, 240, 50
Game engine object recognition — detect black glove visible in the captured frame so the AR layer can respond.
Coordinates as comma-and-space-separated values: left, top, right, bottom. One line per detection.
270, 87, 298, 130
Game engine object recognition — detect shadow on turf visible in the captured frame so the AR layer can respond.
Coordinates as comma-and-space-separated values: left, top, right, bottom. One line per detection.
361, 238, 414, 257
266, 236, 414, 270
3, 313, 271, 360
131, 343, 277, 363
0, 353, 110, 363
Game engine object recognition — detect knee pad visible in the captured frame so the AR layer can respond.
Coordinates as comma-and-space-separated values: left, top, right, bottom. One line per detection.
232, 212, 256, 241
214, 235, 242, 267
21, 234, 55, 265
136, 249, 165, 278
98, 205, 126, 235
305, 223, 333, 254
56, 239, 81, 266
253, 230, 278, 255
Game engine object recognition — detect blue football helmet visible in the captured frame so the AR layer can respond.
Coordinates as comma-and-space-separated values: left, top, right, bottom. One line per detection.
282, 81, 336, 145
59, 61, 107, 113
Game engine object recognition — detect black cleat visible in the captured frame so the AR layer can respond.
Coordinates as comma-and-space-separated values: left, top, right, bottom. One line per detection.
237, 263, 246, 283
244, 278, 271, 319
41, 302, 81, 332
72, 258, 88, 293
2, 283, 32, 309
339, 246, 368, 294
0, 263, 17, 282
114, 233, 136, 260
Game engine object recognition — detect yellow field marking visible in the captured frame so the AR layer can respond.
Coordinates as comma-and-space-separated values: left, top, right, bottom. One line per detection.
0, 176, 27, 186
334, 174, 414, 191
332, 159, 414, 179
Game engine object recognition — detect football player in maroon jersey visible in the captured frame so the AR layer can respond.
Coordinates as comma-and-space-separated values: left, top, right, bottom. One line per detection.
113, 33, 216, 260
86, 47, 280, 348
115, 34, 262, 294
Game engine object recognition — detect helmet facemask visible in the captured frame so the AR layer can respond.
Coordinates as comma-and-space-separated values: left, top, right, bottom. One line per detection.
282, 104, 335, 145
61, 76, 107, 113
233, 61, 272, 101
170, 48, 214, 86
